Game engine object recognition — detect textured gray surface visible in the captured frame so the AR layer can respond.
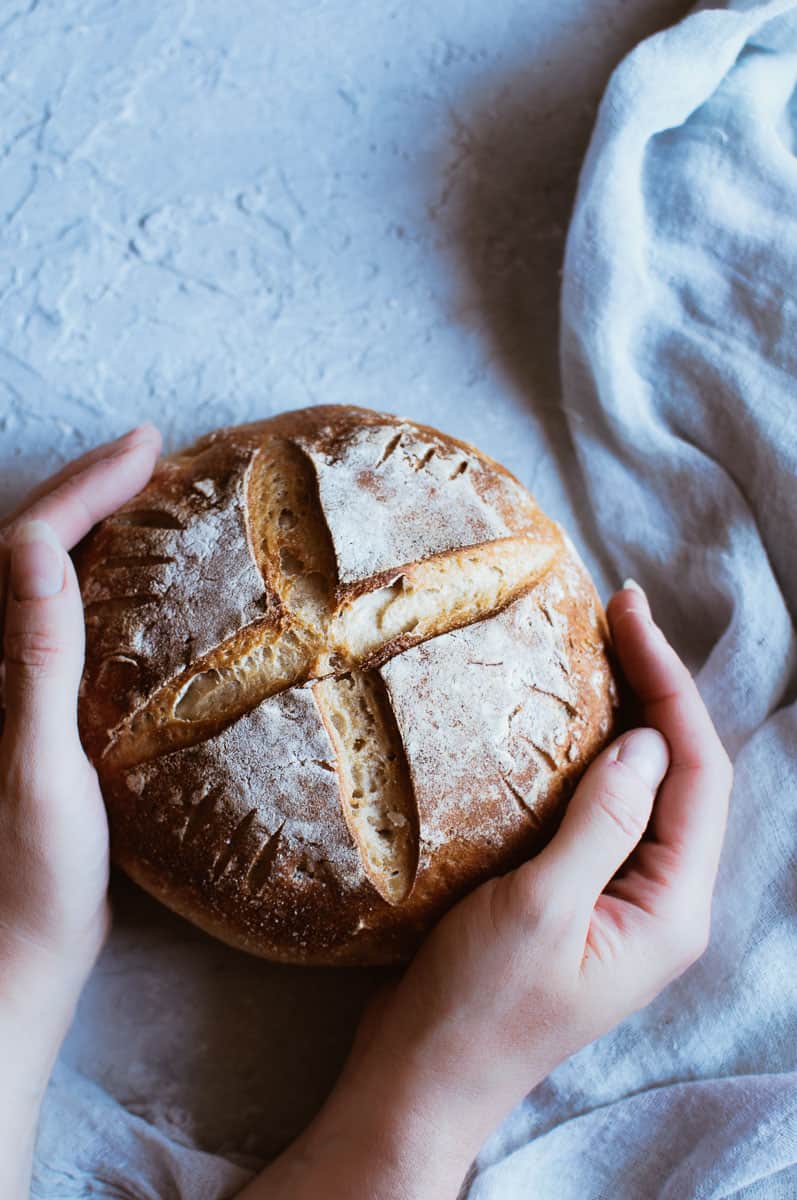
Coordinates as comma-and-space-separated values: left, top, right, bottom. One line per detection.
0, 0, 690, 1164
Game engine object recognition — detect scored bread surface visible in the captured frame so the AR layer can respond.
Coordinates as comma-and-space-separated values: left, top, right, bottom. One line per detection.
76, 405, 619, 965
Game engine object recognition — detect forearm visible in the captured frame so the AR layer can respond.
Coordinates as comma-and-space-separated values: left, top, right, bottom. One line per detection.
0, 1024, 60, 1198
0, 1058, 51, 1200
238, 1070, 486, 1200
0, 954, 85, 1199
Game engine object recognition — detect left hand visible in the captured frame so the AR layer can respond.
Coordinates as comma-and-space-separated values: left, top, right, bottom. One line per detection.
0, 424, 162, 1200
0, 424, 161, 1002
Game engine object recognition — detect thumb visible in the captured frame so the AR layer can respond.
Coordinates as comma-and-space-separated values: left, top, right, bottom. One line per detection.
535, 728, 670, 912
2, 520, 85, 766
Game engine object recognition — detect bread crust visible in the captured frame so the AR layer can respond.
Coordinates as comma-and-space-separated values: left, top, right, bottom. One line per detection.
76, 405, 619, 965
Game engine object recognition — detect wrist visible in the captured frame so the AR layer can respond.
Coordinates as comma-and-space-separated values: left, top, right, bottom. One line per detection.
0, 891, 108, 1004
257, 1060, 485, 1200
243, 1079, 479, 1200
0, 937, 94, 1070
347, 1010, 535, 1154
331, 1077, 479, 1188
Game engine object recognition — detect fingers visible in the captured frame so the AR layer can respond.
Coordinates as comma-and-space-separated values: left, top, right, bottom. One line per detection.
0, 425, 161, 658
1, 423, 161, 551
532, 727, 670, 916
608, 582, 718, 772
2, 423, 160, 523
607, 582, 732, 889
1, 521, 86, 769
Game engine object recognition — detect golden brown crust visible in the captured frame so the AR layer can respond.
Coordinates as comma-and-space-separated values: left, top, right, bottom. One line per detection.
76, 405, 620, 965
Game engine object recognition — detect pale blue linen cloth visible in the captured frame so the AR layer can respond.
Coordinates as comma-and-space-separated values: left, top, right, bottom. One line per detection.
472, 1, 797, 1195
33, 0, 797, 1195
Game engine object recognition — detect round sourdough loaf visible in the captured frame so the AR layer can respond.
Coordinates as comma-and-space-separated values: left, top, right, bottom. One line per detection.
76, 405, 619, 965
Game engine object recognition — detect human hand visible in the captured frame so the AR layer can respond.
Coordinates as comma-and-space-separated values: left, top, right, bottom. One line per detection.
0, 425, 161, 1198
245, 581, 732, 1200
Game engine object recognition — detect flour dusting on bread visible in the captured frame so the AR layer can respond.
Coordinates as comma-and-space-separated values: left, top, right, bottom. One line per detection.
76, 405, 620, 966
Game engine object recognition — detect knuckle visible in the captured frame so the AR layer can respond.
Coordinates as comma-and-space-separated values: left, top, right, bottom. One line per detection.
594, 775, 649, 842
4, 628, 65, 675
506, 866, 549, 924
485, 876, 511, 940
505, 863, 574, 934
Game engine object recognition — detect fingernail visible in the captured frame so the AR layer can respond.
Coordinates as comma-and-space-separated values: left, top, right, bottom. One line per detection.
10, 520, 65, 599
111, 423, 159, 453
126, 421, 159, 443
616, 728, 670, 789
623, 577, 651, 609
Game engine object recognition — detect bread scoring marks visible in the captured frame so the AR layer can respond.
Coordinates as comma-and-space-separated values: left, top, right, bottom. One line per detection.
247, 821, 286, 896
176, 787, 223, 846
329, 534, 556, 667
293, 421, 542, 585
245, 437, 337, 631
313, 671, 419, 905
96, 554, 176, 571
91, 419, 561, 777
112, 509, 186, 530
104, 527, 560, 768
211, 808, 259, 883
122, 685, 365, 898
84, 595, 160, 621
499, 772, 542, 826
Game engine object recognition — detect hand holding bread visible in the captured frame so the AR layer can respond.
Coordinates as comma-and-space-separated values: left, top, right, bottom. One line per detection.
0, 423, 162, 976
243, 584, 733, 1200
0, 424, 161, 1200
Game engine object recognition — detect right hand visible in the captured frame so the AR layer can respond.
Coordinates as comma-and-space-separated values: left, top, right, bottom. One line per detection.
243, 581, 733, 1200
